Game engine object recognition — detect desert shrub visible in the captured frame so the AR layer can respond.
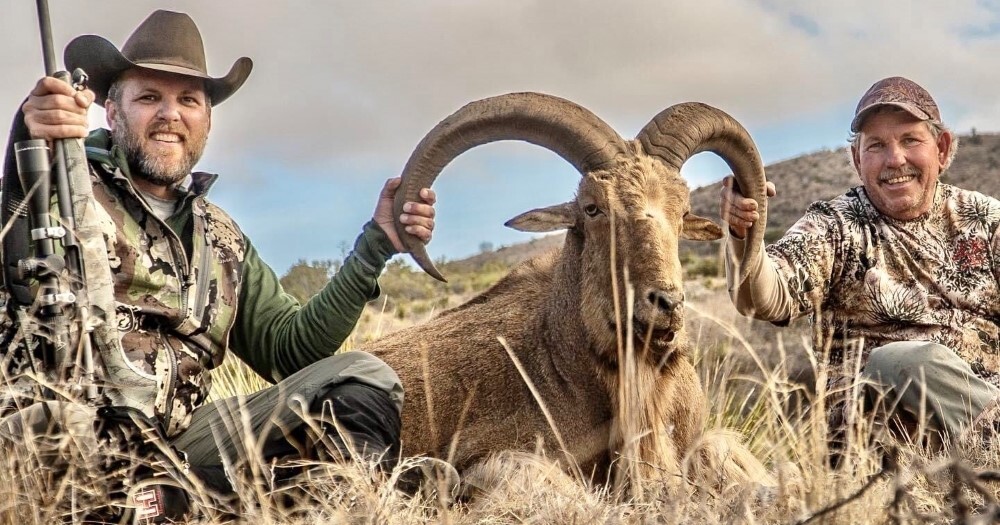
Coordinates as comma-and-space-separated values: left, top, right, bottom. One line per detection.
685, 255, 719, 278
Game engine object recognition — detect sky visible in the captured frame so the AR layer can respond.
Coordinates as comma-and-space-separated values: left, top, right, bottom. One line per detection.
3, 0, 1000, 274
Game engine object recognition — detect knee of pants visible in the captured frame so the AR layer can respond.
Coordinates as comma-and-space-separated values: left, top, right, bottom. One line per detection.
862, 341, 954, 388
313, 381, 402, 464
312, 351, 404, 413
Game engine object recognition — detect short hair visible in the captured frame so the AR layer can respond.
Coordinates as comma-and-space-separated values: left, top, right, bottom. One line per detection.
848, 106, 959, 171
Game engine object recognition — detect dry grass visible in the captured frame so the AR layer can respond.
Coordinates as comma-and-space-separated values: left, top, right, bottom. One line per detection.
4, 283, 1000, 524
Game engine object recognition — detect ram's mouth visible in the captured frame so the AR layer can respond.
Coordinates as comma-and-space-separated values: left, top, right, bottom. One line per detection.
633, 318, 677, 345
607, 318, 677, 345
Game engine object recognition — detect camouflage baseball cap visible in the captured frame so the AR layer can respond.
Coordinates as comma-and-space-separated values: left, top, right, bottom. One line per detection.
850, 76, 941, 133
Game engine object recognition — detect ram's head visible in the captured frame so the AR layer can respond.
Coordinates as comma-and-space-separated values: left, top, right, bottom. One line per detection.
392, 93, 767, 360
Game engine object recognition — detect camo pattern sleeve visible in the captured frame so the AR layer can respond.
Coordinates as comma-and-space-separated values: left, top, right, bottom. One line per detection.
726, 197, 844, 324
765, 197, 848, 322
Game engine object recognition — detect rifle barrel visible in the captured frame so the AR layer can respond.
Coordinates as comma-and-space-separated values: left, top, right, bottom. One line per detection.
35, 0, 57, 76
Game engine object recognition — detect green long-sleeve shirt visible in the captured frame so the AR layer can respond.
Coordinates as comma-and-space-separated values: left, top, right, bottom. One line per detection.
229, 221, 396, 382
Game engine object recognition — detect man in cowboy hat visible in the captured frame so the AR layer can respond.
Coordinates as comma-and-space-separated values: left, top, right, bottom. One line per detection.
720, 76, 1000, 454
2, 9, 438, 520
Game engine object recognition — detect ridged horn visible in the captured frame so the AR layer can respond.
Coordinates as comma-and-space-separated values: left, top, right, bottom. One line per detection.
636, 102, 767, 286
395, 92, 629, 282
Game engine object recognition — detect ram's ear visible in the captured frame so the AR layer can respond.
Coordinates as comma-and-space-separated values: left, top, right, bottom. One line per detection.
505, 202, 576, 232
681, 213, 723, 240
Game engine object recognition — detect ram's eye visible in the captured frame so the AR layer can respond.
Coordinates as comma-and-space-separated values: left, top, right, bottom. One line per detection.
584, 204, 601, 217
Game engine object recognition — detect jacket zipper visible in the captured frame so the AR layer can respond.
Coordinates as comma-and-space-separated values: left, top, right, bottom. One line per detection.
191, 226, 213, 322
159, 332, 180, 430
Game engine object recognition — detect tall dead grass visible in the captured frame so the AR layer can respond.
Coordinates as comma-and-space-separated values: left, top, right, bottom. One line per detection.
3, 283, 1000, 524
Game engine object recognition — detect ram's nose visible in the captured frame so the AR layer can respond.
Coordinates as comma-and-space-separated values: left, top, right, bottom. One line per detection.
645, 288, 684, 316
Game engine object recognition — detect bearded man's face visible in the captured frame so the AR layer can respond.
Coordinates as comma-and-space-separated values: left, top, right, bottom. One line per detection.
107, 68, 211, 187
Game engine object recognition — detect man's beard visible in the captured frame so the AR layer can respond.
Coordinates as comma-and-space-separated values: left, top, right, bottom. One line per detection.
111, 111, 207, 187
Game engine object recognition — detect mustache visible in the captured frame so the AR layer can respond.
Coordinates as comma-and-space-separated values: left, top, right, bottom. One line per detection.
878, 165, 920, 183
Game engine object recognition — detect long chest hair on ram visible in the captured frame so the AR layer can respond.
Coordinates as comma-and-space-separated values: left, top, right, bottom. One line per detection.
360, 92, 775, 499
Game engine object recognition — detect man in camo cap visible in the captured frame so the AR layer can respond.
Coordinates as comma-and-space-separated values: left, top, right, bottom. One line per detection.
721, 75, 1000, 455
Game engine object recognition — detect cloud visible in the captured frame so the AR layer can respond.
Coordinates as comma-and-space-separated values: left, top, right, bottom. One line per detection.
3, 1, 1000, 270
6, 1, 1000, 163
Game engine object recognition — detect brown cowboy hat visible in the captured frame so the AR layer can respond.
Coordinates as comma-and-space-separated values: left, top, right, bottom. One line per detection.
63, 10, 252, 107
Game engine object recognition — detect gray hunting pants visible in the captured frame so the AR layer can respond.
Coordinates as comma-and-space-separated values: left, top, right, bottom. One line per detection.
861, 341, 1000, 446
0, 351, 404, 493
174, 350, 403, 486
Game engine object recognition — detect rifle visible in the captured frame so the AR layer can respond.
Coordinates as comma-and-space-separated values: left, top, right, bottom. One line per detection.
4, 0, 121, 404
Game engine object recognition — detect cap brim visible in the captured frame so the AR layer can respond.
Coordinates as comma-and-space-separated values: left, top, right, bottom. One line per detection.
64, 35, 253, 107
851, 102, 933, 133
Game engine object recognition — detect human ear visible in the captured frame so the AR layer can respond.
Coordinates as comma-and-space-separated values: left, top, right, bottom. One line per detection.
937, 131, 953, 169
105, 101, 117, 129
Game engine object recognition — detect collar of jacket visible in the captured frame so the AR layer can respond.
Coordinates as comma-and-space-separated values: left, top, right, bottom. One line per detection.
83, 128, 219, 196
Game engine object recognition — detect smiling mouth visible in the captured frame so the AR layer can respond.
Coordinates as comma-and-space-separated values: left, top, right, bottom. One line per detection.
881, 175, 915, 185
151, 133, 181, 143
879, 166, 920, 186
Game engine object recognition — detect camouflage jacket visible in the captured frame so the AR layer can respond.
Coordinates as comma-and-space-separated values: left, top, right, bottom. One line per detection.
2, 128, 396, 436
728, 183, 1000, 386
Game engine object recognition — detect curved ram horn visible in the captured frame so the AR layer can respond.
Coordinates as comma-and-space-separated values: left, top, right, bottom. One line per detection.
636, 102, 767, 287
395, 92, 630, 282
